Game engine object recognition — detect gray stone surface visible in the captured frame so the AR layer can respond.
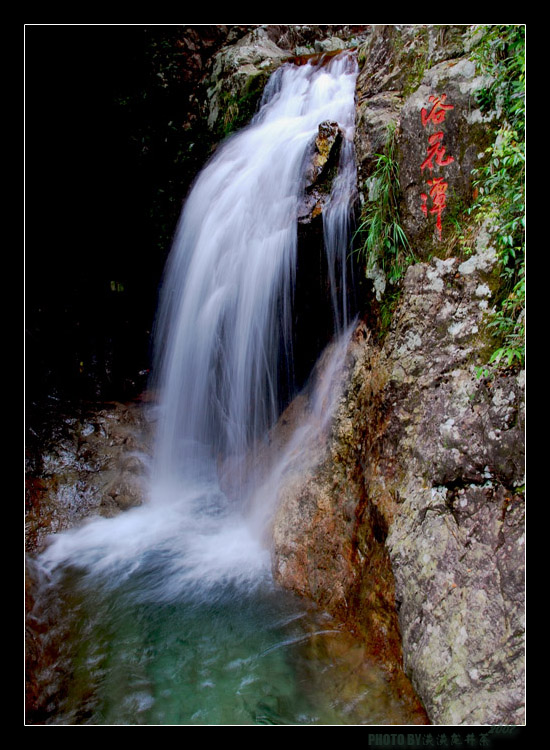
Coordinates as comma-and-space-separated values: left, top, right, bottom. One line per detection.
272, 230, 525, 723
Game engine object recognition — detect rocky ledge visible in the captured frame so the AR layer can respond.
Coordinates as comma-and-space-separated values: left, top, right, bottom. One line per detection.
25, 399, 155, 554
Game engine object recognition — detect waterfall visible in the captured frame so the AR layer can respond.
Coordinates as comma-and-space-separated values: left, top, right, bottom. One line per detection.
152, 52, 358, 487
26, 51, 428, 727
38, 52, 359, 603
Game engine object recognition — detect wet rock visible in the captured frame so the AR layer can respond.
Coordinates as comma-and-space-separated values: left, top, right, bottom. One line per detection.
271, 325, 427, 717
314, 37, 347, 54
298, 121, 343, 223
25, 399, 154, 553
205, 26, 372, 136
305, 121, 343, 186
205, 27, 289, 133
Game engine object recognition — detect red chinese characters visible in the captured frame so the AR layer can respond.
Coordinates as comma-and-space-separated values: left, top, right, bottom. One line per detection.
420, 132, 454, 172
420, 178, 449, 237
421, 94, 454, 127
420, 94, 454, 239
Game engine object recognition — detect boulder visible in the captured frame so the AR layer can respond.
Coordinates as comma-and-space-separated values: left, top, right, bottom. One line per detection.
205, 28, 289, 133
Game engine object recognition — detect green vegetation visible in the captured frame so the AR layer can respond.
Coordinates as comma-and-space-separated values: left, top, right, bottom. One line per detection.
353, 122, 419, 337
355, 122, 416, 290
469, 25, 525, 374
217, 82, 265, 138
354, 122, 416, 336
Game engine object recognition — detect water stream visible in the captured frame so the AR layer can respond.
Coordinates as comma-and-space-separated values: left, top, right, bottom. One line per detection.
27, 53, 421, 725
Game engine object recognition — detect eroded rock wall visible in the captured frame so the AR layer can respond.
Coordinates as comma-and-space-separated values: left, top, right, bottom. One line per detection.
360, 245, 524, 725
272, 238, 525, 725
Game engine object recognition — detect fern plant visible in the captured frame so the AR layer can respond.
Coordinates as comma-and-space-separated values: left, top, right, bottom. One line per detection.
355, 123, 414, 290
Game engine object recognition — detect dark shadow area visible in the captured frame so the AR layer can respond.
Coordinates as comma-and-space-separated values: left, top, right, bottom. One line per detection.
25, 25, 229, 408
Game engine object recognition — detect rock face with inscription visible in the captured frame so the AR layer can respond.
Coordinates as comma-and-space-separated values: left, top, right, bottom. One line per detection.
397, 56, 495, 255
354, 26, 495, 256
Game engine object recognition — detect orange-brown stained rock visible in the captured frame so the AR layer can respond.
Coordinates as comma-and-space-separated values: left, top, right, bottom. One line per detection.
271, 325, 429, 723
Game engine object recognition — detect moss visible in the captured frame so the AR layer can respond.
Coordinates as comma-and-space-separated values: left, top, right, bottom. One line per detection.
217, 72, 268, 138
383, 26, 431, 97
399, 33, 430, 97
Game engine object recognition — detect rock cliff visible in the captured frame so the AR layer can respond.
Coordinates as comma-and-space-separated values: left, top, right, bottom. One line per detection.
272, 246, 525, 724
270, 24, 525, 725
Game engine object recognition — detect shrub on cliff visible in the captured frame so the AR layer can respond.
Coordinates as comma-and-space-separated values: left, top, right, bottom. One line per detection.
470, 25, 525, 371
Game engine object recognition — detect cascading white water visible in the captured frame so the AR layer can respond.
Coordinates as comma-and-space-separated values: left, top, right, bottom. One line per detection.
152, 52, 358, 488
38, 51, 359, 604
323, 132, 357, 334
